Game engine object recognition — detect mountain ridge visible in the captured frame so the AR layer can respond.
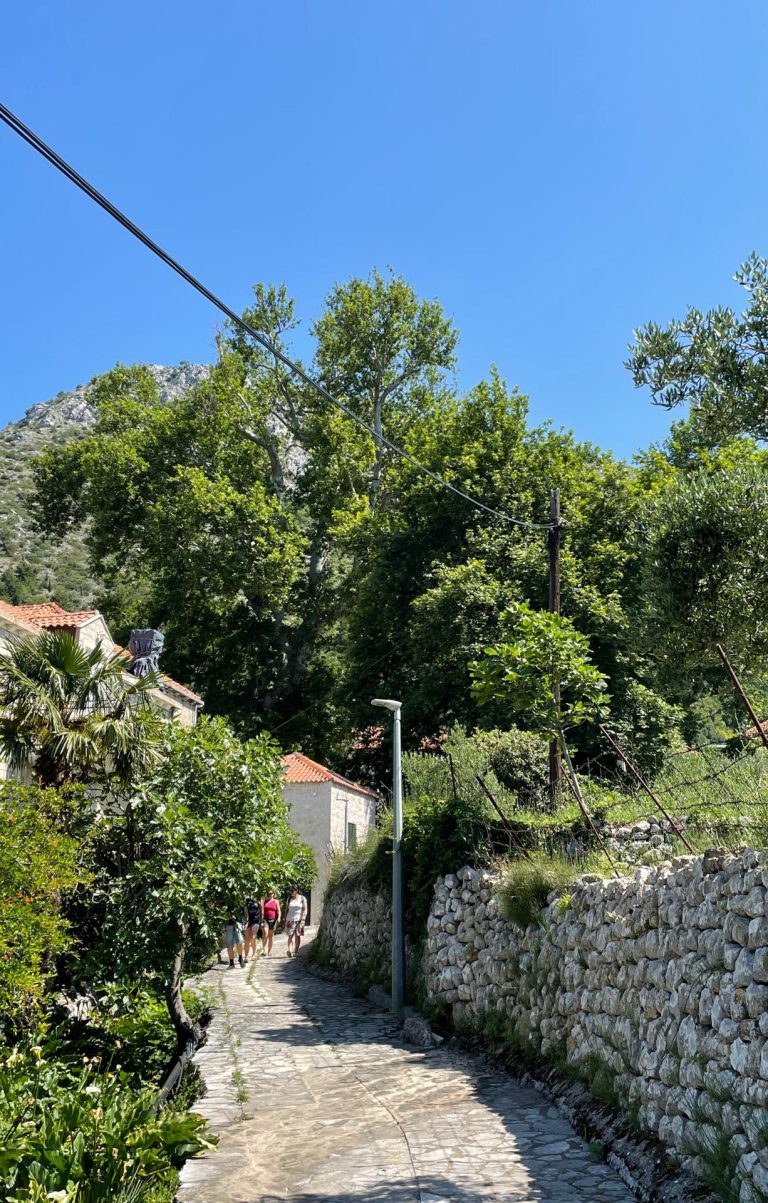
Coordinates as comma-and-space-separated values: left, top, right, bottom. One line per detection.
0, 364, 208, 608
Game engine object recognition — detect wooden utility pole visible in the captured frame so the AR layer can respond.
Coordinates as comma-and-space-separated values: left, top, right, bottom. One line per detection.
548, 488, 562, 804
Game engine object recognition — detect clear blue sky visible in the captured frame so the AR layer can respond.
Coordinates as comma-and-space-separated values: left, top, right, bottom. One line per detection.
2, 1, 767, 457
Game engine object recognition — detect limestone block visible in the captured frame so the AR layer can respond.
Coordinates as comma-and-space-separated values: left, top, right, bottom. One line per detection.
745, 982, 768, 1019
734, 948, 756, 988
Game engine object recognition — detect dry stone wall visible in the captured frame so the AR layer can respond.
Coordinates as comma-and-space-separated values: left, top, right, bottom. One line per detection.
319, 849, 768, 1203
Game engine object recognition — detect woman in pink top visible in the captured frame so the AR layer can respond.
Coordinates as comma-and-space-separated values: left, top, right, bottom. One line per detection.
262, 888, 280, 957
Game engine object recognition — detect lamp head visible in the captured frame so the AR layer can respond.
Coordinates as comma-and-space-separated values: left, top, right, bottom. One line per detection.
371, 698, 401, 712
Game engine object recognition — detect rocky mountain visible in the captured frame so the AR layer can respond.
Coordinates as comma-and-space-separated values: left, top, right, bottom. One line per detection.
0, 364, 208, 608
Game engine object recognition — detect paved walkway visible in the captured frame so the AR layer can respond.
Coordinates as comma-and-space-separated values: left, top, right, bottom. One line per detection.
178, 936, 635, 1203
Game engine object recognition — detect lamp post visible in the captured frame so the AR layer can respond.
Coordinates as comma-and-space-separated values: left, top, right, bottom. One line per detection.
372, 697, 405, 1012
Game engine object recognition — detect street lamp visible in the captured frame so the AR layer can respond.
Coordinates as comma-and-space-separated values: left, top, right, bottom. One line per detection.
371, 697, 405, 1012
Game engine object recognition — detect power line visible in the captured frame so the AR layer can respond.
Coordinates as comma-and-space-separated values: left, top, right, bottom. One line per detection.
0, 99, 552, 533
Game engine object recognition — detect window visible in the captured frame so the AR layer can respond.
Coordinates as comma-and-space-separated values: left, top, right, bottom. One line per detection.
347, 822, 357, 850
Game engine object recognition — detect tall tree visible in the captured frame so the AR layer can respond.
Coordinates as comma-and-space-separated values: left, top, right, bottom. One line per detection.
628, 253, 768, 444
32, 273, 458, 754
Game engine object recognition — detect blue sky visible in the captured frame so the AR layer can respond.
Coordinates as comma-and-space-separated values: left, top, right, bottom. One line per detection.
1, 1, 767, 458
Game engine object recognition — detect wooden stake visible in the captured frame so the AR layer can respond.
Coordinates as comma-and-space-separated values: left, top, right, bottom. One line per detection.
716, 643, 768, 753
598, 724, 695, 854
557, 727, 621, 876
474, 774, 536, 863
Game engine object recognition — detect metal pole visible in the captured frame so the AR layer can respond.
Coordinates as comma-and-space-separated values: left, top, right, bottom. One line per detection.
391, 705, 405, 1012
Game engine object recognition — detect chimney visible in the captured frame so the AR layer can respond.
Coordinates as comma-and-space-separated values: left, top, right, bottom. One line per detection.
128, 628, 165, 678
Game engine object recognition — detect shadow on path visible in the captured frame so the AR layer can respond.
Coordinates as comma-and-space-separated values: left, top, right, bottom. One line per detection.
179, 942, 635, 1203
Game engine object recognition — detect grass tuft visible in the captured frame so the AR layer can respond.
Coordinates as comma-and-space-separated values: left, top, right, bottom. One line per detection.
498, 856, 605, 929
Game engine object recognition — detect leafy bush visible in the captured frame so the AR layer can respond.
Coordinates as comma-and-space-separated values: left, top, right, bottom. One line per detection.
0, 782, 86, 1033
403, 724, 548, 815
0, 1041, 214, 1201
464, 727, 548, 808
57, 985, 209, 1089
498, 856, 595, 929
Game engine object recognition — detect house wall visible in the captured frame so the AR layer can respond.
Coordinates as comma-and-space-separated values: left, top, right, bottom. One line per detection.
284, 781, 333, 922
283, 781, 377, 923
330, 786, 377, 855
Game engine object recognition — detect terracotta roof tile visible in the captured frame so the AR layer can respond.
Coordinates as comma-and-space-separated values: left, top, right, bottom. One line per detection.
13, 603, 99, 628
1, 599, 203, 707
282, 750, 375, 796
0, 599, 40, 633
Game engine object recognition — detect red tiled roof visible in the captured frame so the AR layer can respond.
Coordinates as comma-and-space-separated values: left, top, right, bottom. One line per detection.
0, 599, 203, 707
0, 599, 40, 633
282, 751, 375, 796
13, 603, 99, 628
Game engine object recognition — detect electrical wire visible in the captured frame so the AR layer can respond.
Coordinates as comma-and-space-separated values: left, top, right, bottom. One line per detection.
0, 100, 553, 533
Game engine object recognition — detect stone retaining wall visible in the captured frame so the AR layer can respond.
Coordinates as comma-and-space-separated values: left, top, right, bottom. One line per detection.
319, 849, 768, 1203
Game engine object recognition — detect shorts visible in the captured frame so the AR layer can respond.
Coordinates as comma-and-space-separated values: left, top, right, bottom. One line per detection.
246, 920, 264, 937
286, 920, 305, 935
225, 923, 244, 946
265, 918, 277, 931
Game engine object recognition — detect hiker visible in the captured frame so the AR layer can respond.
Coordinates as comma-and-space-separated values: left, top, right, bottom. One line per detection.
262, 888, 281, 957
285, 883, 308, 958
225, 908, 245, 969
244, 895, 265, 962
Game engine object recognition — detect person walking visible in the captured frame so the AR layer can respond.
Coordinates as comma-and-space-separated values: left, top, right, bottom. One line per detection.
285, 883, 308, 958
262, 888, 280, 957
225, 908, 245, 969
244, 895, 265, 963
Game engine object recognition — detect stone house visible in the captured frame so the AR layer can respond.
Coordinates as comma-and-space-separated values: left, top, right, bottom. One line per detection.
0, 599, 203, 779
282, 751, 377, 924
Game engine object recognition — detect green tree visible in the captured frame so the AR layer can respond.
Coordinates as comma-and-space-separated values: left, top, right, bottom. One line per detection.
32, 274, 458, 755
0, 781, 86, 1031
84, 717, 314, 1050
470, 603, 610, 735
312, 269, 458, 507
628, 252, 768, 444
0, 630, 163, 787
637, 462, 768, 673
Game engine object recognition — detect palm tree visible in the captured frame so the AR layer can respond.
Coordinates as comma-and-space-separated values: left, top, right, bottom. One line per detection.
0, 630, 165, 787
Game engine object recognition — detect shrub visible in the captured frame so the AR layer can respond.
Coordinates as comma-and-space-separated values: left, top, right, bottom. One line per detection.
56, 985, 209, 1089
403, 723, 548, 815
0, 1041, 214, 1201
498, 856, 588, 929
0, 781, 86, 1033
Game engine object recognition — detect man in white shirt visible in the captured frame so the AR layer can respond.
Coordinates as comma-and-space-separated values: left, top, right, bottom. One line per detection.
285, 883, 308, 958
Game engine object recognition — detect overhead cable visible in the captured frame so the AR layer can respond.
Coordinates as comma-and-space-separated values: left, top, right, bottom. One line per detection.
0, 99, 552, 531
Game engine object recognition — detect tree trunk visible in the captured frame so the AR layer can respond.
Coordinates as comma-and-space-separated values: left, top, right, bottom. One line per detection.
370, 395, 384, 509
164, 944, 201, 1058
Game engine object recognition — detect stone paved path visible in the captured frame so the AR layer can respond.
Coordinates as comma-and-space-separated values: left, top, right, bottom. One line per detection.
178, 937, 636, 1203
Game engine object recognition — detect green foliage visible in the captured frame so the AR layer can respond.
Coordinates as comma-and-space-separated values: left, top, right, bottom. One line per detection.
462, 726, 549, 807
0, 631, 164, 787
694, 1130, 742, 1203
85, 716, 315, 991
628, 253, 768, 445
0, 1041, 213, 1201
326, 788, 500, 939
638, 463, 768, 672
0, 782, 86, 1032
57, 985, 207, 1089
403, 724, 548, 813
471, 603, 610, 735
497, 856, 592, 929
